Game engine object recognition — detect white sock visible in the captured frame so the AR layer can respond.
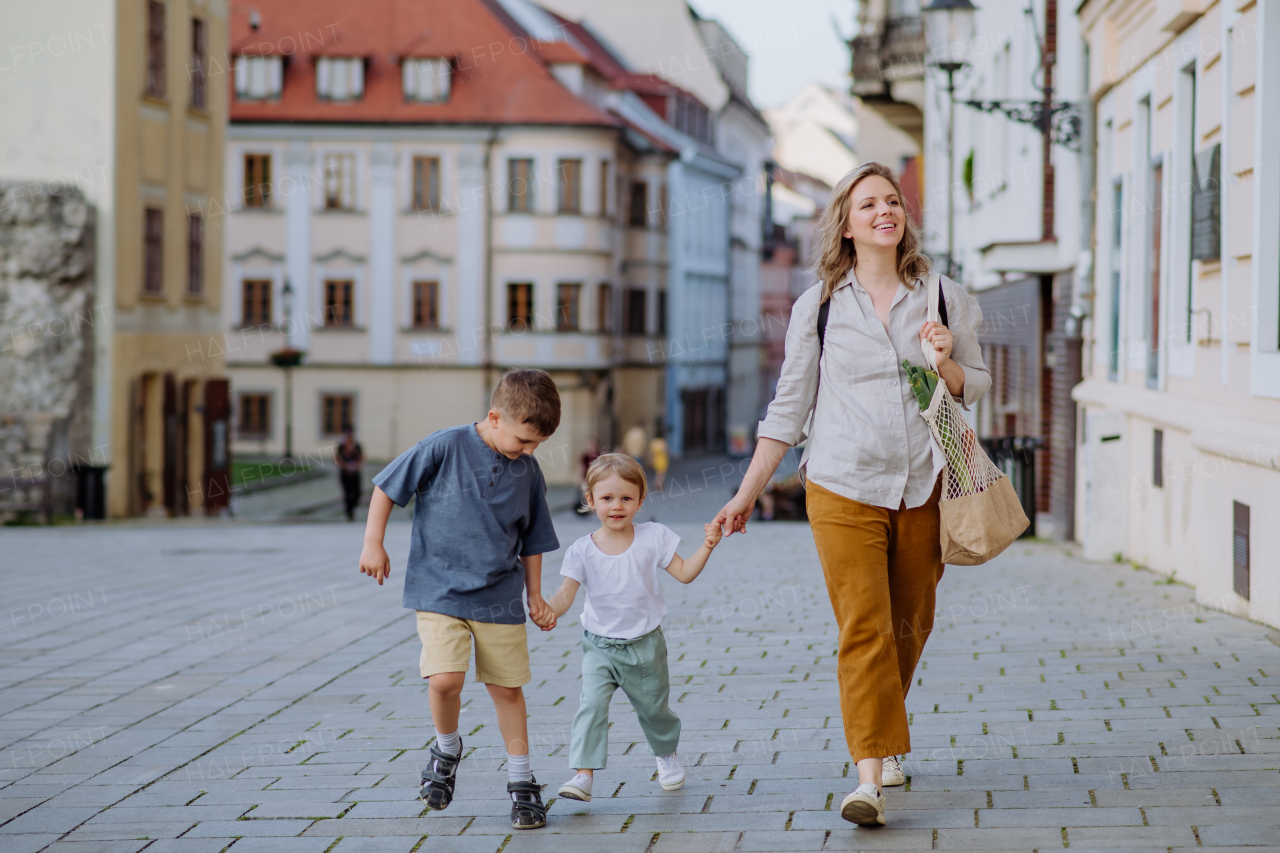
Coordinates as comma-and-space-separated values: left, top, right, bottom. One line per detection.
855, 782, 881, 796
567, 771, 593, 793
434, 728, 461, 756
507, 752, 532, 783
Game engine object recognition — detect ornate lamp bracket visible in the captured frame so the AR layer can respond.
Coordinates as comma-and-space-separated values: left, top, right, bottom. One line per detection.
962, 99, 1082, 151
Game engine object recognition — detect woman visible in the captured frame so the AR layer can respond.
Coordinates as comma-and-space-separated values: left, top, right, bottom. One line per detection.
714, 162, 990, 827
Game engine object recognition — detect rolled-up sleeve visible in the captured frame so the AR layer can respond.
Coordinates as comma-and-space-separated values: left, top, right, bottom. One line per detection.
757, 288, 822, 446
945, 282, 991, 410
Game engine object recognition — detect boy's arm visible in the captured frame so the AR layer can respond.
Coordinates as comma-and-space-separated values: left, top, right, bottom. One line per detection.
523, 554, 557, 630
663, 523, 724, 584
359, 486, 395, 585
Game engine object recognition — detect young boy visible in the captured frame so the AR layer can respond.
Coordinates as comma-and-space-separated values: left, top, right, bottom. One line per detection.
359, 369, 561, 830
542, 454, 721, 801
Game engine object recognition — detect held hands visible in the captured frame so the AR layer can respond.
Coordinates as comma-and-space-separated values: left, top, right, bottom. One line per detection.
358, 542, 391, 585
527, 592, 557, 632
920, 321, 954, 363
703, 522, 723, 550
714, 493, 755, 537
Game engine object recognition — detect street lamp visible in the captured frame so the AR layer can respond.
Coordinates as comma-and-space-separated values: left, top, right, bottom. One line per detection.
270, 277, 304, 460
923, 0, 977, 280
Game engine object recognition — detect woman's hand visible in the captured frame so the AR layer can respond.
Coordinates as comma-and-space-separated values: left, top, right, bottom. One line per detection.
920, 321, 954, 364
713, 492, 756, 536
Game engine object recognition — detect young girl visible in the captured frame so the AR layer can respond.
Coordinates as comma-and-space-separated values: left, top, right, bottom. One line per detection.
543, 453, 721, 801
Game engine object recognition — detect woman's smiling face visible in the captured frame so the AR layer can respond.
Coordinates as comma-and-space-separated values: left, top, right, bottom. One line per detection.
842, 174, 906, 252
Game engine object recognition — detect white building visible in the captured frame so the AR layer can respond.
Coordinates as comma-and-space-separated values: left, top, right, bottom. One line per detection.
220, 0, 734, 482
539, 0, 772, 455
1074, 0, 1280, 628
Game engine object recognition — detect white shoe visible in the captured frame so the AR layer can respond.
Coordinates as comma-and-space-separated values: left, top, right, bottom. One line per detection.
655, 752, 685, 791
840, 783, 886, 826
881, 755, 904, 786
558, 772, 593, 802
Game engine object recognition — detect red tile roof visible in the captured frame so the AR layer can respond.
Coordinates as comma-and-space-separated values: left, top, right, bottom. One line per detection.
228, 0, 616, 126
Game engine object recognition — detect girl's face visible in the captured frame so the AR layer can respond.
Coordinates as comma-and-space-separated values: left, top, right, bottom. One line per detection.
587, 473, 643, 530
842, 174, 906, 253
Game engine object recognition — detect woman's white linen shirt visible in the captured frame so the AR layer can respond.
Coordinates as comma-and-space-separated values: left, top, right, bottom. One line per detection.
757, 273, 991, 510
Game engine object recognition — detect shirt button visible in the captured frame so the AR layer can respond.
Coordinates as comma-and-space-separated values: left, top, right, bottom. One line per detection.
493, 466, 500, 472
899, 441, 905, 447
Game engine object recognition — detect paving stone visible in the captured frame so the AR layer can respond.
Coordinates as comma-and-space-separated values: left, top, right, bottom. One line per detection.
3, 523, 1277, 852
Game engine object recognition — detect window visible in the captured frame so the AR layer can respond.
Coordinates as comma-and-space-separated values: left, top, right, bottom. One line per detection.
657, 289, 667, 337
558, 159, 582, 214
556, 283, 581, 331
243, 153, 271, 207
1233, 501, 1250, 599
316, 56, 364, 101
242, 279, 272, 326
187, 212, 203, 295
324, 279, 354, 327
597, 283, 612, 333
599, 161, 610, 216
321, 394, 355, 436
625, 287, 647, 335
629, 181, 648, 226
412, 280, 439, 329
508, 283, 533, 331
1148, 157, 1163, 386
412, 156, 440, 211
190, 18, 206, 109
658, 183, 667, 231
238, 393, 270, 438
323, 153, 356, 210
402, 58, 451, 102
672, 93, 713, 145
1109, 179, 1123, 381
146, 1, 165, 98
1152, 428, 1164, 488
144, 207, 164, 294
234, 55, 283, 100
508, 159, 533, 213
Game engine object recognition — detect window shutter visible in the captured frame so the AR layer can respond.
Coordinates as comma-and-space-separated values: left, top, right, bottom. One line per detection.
1233, 501, 1250, 600
1191, 144, 1221, 261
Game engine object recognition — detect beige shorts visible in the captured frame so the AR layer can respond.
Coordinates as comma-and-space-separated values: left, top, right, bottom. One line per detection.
415, 611, 531, 687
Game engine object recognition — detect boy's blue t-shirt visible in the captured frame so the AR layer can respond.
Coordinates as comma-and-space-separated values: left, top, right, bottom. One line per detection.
372, 424, 560, 625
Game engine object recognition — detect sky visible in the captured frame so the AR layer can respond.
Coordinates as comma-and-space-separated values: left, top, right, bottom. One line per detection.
687, 0, 854, 110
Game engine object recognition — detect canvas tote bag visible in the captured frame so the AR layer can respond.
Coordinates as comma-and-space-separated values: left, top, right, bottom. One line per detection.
917, 274, 1029, 565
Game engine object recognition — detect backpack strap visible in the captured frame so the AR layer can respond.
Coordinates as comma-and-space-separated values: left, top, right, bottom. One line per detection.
817, 298, 831, 352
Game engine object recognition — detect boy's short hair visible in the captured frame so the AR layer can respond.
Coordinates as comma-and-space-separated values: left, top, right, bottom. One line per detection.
585, 453, 648, 503
491, 369, 560, 436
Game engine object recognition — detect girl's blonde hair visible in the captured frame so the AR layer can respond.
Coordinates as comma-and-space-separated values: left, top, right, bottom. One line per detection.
813, 161, 930, 304
585, 453, 648, 503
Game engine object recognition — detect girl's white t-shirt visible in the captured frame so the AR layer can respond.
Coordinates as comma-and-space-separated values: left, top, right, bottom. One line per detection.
559, 522, 681, 640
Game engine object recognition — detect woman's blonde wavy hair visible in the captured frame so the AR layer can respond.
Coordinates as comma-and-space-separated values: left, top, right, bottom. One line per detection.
814, 161, 930, 303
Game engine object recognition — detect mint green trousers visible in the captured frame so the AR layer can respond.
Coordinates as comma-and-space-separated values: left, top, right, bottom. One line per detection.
568, 627, 682, 770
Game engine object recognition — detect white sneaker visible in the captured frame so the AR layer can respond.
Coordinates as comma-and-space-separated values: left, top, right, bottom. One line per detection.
840, 783, 886, 826
881, 755, 904, 787
655, 752, 685, 791
558, 772, 593, 802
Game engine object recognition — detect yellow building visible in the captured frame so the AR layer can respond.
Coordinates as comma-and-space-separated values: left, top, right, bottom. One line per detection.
0, 0, 230, 517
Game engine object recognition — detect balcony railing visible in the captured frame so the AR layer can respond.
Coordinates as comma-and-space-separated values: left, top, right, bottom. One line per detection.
850, 16, 925, 95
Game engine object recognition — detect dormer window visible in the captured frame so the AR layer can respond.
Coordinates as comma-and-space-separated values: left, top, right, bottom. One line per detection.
316, 56, 365, 101
402, 58, 451, 103
235, 55, 283, 100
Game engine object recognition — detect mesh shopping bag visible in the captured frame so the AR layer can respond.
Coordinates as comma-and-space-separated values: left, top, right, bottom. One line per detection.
918, 275, 1029, 565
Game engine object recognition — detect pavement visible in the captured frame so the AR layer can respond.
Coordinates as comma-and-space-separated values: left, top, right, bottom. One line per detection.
2, 503, 1279, 852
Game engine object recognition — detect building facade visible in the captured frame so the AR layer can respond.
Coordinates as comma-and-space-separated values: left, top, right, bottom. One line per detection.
1074, 0, 1280, 627
539, 0, 770, 456
919, 0, 1088, 539
221, 0, 733, 482
0, 0, 230, 518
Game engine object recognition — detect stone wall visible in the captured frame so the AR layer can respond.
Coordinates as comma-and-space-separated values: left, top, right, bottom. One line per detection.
0, 182, 96, 520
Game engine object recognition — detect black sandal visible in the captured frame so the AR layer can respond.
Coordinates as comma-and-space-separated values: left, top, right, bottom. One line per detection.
419, 738, 462, 811
507, 776, 547, 829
